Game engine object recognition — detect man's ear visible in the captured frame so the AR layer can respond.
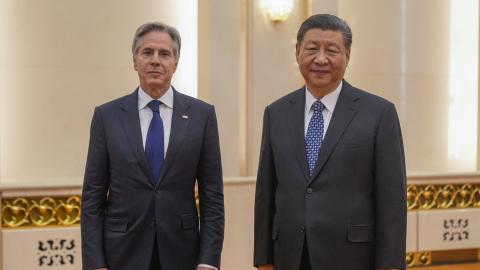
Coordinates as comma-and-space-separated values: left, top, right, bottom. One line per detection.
173, 59, 178, 72
346, 48, 351, 65
295, 43, 300, 63
133, 55, 138, 71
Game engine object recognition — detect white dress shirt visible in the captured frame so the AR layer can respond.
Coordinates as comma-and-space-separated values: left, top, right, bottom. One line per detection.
138, 86, 173, 154
138, 87, 216, 270
304, 81, 342, 138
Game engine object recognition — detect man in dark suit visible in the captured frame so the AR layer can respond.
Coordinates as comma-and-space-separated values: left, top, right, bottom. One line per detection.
81, 22, 224, 270
254, 14, 407, 270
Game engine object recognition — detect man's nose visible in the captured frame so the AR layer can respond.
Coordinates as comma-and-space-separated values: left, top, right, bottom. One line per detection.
314, 51, 328, 65
150, 51, 161, 65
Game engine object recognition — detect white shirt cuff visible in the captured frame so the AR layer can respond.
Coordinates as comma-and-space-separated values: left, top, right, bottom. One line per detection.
198, 263, 218, 270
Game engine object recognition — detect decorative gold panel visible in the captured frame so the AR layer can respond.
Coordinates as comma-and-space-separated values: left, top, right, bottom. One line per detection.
406, 251, 432, 267
407, 184, 480, 210
2, 196, 81, 228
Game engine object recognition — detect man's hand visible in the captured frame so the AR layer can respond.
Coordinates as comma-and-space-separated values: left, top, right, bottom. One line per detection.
257, 264, 274, 270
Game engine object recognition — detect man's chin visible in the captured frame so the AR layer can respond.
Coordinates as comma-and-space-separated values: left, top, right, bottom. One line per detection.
141, 82, 170, 92
146, 80, 168, 88
307, 81, 330, 90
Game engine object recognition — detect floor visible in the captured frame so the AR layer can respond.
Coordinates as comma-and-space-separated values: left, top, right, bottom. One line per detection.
415, 263, 480, 270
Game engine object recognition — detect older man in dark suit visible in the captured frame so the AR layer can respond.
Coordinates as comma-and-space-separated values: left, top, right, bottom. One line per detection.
254, 14, 407, 270
81, 22, 224, 270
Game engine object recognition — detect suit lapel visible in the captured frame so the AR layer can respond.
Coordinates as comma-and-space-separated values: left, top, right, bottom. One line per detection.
309, 81, 360, 183
156, 88, 191, 186
287, 88, 310, 182
119, 89, 154, 187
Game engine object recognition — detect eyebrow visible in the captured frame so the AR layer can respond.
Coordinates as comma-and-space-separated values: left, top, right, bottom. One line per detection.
141, 47, 173, 53
326, 43, 341, 48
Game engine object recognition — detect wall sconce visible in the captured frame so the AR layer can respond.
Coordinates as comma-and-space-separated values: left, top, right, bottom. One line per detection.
260, 0, 294, 23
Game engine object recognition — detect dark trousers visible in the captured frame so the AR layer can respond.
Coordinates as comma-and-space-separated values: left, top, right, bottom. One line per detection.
299, 239, 312, 270
149, 235, 161, 270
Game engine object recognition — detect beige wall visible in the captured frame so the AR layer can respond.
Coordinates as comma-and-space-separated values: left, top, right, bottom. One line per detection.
246, 0, 309, 175
3, 0, 478, 183
0, 1, 479, 270
199, 0, 248, 176
199, 0, 311, 176
0, 0, 195, 184
311, 0, 338, 14
202, 0, 479, 177
338, 0, 478, 174
222, 178, 256, 270
204, 0, 480, 176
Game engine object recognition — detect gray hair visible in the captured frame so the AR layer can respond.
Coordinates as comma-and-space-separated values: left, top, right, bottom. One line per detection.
132, 22, 181, 60
297, 14, 352, 49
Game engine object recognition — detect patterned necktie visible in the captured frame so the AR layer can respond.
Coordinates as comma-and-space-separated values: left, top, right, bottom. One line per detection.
145, 100, 164, 184
305, 101, 325, 175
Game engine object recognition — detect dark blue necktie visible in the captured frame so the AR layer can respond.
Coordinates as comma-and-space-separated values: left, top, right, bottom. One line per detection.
305, 101, 325, 175
145, 100, 164, 184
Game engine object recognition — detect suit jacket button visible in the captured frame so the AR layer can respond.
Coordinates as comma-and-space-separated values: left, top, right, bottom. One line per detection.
150, 220, 155, 228
306, 188, 313, 194
300, 226, 305, 233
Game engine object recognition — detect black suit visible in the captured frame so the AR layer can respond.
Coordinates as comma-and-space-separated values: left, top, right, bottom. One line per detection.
254, 81, 407, 270
82, 89, 224, 270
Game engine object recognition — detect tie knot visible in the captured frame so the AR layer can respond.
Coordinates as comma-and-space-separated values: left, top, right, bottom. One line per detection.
148, 100, 161, 113
312, 101, 325, 112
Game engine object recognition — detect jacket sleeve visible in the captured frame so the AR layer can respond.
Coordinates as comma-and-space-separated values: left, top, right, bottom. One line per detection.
254, 106, 278, 266
374, 103, 407, 270
196, 106, 225, 269
81, 107, 110, 270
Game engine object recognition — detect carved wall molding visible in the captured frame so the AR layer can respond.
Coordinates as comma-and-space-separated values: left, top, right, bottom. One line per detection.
2, 196, 81, 228
406, 251, 432, 267
407, 184, 480, 210
2, 184, 479, 227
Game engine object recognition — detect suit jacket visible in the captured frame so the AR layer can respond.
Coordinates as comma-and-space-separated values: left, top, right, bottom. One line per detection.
81, 88, 224, 270
254, 80, 407, 270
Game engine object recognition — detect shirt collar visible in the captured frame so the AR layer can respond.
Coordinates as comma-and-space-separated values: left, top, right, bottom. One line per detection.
138, 86, 174, 110
305, 81, 342, 113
